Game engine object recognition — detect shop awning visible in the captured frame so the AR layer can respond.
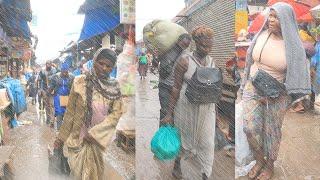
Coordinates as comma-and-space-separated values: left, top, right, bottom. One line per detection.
0, 0, 32, 21
78, 7, 120, 42
0, 0, 32, 40
6, 16, 31, 41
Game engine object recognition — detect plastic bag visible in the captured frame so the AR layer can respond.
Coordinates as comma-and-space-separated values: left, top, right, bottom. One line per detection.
151, 126, 181, 160
117, 41, 136, 96
235, 101, 255, 178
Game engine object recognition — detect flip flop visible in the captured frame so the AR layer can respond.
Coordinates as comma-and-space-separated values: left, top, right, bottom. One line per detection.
256, 168, 274, 180
248, 163, 264, 179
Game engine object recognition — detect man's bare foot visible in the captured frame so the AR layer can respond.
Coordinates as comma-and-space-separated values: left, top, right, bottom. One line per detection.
248, 161, 265, 179
256, 167, 274, 180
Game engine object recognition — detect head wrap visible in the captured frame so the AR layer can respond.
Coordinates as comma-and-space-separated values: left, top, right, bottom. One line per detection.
240, 2, 311, 100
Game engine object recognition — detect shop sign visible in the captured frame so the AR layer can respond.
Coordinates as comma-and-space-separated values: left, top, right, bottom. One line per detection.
120, 0, 135, 24
235, 10, 249, 35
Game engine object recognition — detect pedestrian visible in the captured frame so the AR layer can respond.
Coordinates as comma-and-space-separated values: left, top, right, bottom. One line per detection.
161, 26, 217, 180
311, 36, 320, 113
27, 71, 37, 105
239, 3, 311, 179
54, 48, 123, 180
37, 61, 57, 127
157, 33, 191, 125
138, 53, 148, 79
49, 63, 74, 130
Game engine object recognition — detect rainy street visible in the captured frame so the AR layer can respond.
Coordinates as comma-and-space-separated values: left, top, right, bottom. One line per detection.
237, 106, 320, 180
136, 73, 235, 180
4, 98, 134, 180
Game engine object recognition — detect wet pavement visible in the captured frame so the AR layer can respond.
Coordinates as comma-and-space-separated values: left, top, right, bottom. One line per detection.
136, 73, 235, 180
237, 108, 320, 180
5, 98, 134, 180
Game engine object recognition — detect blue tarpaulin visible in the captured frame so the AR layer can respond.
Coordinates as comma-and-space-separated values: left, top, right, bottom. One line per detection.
78, 7, 120, 41
1, 0, 32, 21
0, 0, 32, 40
6, 16, 31, 40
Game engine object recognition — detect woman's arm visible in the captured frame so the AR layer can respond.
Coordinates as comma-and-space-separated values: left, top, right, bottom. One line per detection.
88, 98, 123, 149
161, 56, 188, 124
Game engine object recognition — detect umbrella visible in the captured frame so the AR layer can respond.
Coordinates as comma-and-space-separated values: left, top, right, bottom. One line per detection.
297, 12, 314, 22
268, 0, 310, 17
248, 13, 266, 33
249, 1, 311, 33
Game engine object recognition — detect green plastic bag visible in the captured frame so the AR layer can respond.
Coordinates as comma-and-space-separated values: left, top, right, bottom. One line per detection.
151, 126, 181, 160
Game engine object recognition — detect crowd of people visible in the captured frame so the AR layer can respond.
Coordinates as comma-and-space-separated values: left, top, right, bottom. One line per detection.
0, 47, 125, 179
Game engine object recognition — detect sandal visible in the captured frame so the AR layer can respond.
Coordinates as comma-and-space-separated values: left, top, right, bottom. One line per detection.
256, 168, 274, 180
248, 162, 264, 179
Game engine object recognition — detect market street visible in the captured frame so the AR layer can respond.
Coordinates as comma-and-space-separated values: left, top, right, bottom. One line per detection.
136, 73, 235, 180
5, 99, 135, 180
238, 108, 320, 179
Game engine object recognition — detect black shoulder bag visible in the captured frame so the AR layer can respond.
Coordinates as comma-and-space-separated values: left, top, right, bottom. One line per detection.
251, 33, 286, 98
185, 55, 223, 104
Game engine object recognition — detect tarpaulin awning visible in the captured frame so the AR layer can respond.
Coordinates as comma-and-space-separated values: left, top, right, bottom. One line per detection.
0, 0, 32, 21
6, 16, 31, 41
78, 7, 120, 41
297, 12, 314, 22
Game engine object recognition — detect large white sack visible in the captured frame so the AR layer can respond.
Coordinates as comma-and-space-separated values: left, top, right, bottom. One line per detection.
143, 20, 187, 56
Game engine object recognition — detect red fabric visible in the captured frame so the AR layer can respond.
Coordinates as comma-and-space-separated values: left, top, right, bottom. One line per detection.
248, 13, 265, 33
297, 12, 313, 22
268, 0, 310, 17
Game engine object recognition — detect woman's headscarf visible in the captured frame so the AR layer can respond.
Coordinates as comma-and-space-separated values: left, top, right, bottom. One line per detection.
241, 2, 311, 99
85, 47, 121, 128
92, 48, 117, 67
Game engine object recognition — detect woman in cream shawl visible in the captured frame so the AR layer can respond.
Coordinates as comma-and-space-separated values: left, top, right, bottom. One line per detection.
55, 48, 123, 180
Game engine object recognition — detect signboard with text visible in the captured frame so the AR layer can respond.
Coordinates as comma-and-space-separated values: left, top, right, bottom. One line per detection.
120, 0, 135, 24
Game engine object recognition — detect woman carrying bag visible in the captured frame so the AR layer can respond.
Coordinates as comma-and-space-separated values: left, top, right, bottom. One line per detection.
238, 3, 311, 179
162, 26, 222, 180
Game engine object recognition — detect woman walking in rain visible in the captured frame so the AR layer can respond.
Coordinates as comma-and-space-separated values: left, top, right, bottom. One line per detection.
138, 53, 148, 80
239, 3, 311, 179
54, 48, 123, 180
162, 26, 217, 180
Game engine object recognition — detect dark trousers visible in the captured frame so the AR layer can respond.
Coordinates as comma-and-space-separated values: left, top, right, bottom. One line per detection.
158, 83, 173, 127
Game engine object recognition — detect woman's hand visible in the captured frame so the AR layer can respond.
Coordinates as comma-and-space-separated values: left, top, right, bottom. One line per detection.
160, 115, 174, 125
54, 138, 63, 149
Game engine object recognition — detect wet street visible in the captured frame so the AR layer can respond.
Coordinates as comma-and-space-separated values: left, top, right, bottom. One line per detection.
5, 98, 135, 180
136, 73, 235, 180
238, 107, 320, 179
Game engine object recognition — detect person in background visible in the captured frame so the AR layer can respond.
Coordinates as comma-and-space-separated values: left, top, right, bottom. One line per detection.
311, 35, 320, 113
27, 71, 38, 105
299, 22, 316, 44
138, 53, 148, 80
289, 23, 316, 113
54, 48, 123, 180
157, 34, 191, 125
49, 63, 74, 130
37, 61, 57, 127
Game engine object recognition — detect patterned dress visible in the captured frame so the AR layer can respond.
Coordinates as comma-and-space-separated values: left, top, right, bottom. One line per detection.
174, 52, 216, 179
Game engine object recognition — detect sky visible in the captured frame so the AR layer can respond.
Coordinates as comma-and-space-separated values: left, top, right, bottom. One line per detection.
30, 0, 85, 64
136, 0, 185, 41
